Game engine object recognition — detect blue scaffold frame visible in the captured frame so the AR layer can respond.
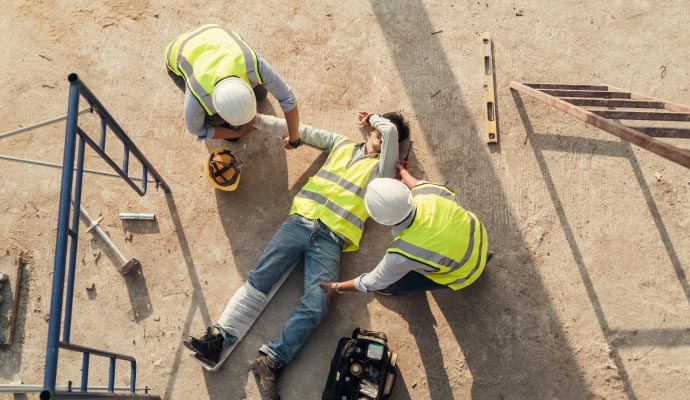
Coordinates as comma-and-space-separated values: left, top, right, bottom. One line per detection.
41, 73, 168, 400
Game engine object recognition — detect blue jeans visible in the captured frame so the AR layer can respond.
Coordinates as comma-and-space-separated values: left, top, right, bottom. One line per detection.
247, 214, 343, 364
385, 271, 449, 295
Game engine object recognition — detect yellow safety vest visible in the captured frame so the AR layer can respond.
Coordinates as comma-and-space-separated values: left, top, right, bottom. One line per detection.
387, 183, 489, 290
165, 24, 262, 115
291, 138, 380, 252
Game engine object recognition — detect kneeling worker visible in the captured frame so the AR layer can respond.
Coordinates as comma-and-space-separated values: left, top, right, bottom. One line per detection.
321, 165, 490, 299
165, 24, 301, 149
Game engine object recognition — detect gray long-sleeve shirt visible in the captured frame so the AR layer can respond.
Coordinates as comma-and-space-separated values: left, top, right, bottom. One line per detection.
254, 113, 399, 180
185, 55, 297, 140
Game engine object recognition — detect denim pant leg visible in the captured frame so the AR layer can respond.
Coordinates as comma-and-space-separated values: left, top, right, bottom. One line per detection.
385, 271, 449, 295
215, 215, 308, 345
247, 215, 310, 294
260, 223, 342, 364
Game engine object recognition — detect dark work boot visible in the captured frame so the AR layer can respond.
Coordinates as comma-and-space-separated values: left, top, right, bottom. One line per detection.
183, 327, 224, 364
251, 353, 285, 400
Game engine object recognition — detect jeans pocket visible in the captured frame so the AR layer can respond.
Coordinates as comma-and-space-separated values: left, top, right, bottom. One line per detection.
328, 230, 347, 250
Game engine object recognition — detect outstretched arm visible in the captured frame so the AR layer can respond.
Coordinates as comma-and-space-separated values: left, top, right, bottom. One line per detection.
397, 163, 419, 189
257, 56, 301, 149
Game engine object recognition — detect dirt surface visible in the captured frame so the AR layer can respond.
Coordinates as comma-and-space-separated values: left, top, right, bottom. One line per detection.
1, 1, 690, 399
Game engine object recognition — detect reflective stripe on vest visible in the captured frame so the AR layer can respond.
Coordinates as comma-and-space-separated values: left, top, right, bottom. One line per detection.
387, 184, 489, 290
290, 138, 379, 252
165, 24, 262, 115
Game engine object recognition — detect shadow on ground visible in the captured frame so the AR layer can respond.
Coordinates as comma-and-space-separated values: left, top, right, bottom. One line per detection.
367, 0, 595, 398
513, 89, 690, 400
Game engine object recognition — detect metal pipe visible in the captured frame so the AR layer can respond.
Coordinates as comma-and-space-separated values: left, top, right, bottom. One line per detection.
0, 108, 91, 140
44, 74, 81, 394
108, 358, 116, 393
68, 73, 170, 193
81, 353, 90, 392
0, 155, 155, 182
42, 392, 159, 399
0, 384, 151, 393
78, 205, 140, 275
118, 213, 155, 221
63, 136, 86, 343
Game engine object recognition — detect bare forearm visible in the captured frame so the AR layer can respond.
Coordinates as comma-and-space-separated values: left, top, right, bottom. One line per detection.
285, 106, 300, 142
336, 279, 356, 292
399, 168, 419, 189
212, 126, 243, 140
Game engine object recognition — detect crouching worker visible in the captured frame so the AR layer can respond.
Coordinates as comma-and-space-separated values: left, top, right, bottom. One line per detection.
184, 112, 409, 400
321, 165, 490, 300
165, 24, 301, 149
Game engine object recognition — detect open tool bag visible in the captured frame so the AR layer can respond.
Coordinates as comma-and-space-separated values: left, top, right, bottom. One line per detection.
322, 328, 398, 400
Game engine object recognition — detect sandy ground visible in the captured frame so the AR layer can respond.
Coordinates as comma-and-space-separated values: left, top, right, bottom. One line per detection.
1, 1, 690, 399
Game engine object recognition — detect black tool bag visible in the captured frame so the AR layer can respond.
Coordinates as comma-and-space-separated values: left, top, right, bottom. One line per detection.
322, 328, 398, 400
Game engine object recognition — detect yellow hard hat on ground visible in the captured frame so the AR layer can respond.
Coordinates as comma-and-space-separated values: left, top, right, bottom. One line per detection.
204, 148, 242, 191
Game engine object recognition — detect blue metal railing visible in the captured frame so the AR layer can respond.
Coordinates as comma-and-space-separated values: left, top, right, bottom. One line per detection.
41, 74, 165, 399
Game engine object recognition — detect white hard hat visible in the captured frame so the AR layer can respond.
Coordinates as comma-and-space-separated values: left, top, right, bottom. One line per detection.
212, 77, 256, 126
365, 178, 414, 225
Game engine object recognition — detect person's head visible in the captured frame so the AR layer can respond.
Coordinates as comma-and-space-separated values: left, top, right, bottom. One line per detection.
212, 77, 256, 127
365, 112, 410, 154
365, 178, 414, 225
382, 112, 410, 143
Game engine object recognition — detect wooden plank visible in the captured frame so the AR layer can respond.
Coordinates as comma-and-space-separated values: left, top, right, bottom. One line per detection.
0, 256, 22, 346
591, 110, 690, 121
481, 32, 498, 143
628, 127, 690, 138
561, 98, 664, 109
510, 81, 690, 169
526, 83, 608, 91
541, 89, 631, 99
606, 84, 690, 113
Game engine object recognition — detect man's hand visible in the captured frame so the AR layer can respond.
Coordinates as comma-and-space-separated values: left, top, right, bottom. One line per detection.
319, 282, 338, 306
283, 136, 301, 150
235, 121, 256, 136
396, 162, 418, 188
358, 111, 373, 127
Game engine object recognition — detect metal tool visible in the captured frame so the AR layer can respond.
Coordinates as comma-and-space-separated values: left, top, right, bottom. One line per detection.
119, 213, 155, 220
482, 32, 498, 144
78, 205, 139, 275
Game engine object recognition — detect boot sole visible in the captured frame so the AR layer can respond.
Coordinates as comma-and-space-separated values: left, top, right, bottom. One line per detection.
182, 339, 198, 353
251, 366, 279, 400
184, 339, 221, 365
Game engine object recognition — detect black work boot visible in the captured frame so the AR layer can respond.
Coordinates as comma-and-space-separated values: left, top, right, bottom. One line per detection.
251, 353, 285, 400
183, 327, 224, 364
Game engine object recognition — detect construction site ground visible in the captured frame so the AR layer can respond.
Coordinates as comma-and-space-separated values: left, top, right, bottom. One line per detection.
2, 1, 690, 399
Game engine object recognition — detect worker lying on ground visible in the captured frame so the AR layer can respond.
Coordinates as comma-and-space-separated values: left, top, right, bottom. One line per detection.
320, 165, 491, 299
184, 111, 410, 400
165, 24, 301, 149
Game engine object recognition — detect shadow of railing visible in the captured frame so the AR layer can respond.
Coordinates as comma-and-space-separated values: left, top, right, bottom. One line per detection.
161, 192, 213, 399
512, 89, 690, 399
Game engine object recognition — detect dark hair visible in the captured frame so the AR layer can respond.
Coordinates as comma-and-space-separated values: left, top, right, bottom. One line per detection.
382, 112, 410, 143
